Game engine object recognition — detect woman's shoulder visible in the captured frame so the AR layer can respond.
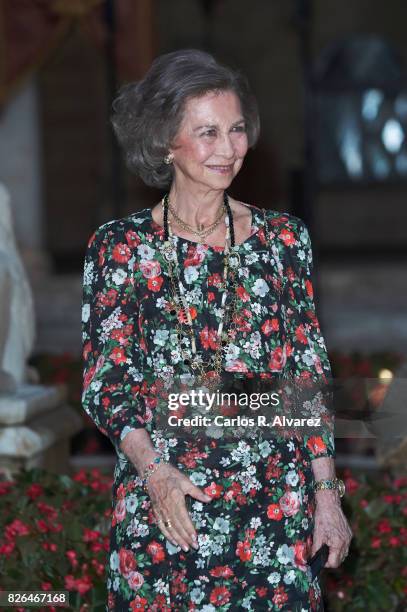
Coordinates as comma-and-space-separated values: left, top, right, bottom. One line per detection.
248, 203, 309, 237
87, 208, 152, 248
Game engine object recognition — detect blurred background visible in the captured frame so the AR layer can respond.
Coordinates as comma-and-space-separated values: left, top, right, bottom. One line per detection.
0, 2, 406, 609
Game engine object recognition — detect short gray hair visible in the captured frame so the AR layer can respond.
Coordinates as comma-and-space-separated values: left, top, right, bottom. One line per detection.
110, 49, 260, 189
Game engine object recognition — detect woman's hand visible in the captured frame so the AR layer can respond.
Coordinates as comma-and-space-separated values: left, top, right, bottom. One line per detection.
311, 492, 353, 568
146, 462, 212, 553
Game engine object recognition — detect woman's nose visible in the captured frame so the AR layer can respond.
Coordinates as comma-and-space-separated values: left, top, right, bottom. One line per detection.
216, 133, 235, 158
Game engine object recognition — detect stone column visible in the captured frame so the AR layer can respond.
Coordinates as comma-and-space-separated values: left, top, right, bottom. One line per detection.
0, 76, 50, 279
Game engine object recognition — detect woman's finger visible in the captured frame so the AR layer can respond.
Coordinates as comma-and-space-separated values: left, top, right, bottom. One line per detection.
152, 508, 180, 548
153, 503, 192, 552
169, 490, 198, 547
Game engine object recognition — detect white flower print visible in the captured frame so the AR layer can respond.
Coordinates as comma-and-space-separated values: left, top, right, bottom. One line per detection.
283, 569, 296, 584
252, 277, 269, 297
153, 328, 170, 347
184, 266, 200, 284
112, 268, 127, 285
100, 307, 123, 342
189, 471, 207, 487
137, 243, 155, 260
213, 516, 230, 534
83, 258, 95, 285
267, 571, 281, 585
82, 303, 90, 323
277, 543, 295, 565
286, 469, 300, 487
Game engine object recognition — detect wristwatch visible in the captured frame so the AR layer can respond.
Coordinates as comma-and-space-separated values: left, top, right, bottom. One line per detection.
313, 478, 345, 497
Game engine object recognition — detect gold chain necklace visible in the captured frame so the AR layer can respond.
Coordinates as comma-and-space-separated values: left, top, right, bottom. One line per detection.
159, 193, 242, 389
167, 197, 226, 242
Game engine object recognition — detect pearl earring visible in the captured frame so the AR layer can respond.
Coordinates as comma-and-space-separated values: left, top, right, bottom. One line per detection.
164, 153, 174, 165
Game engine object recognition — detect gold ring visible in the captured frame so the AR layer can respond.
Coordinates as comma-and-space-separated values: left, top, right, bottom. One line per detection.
164, 520, 172, 529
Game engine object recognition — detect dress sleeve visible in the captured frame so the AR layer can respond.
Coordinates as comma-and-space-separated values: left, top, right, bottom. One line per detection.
281, 216, 336, 461
81, 221, 148, 455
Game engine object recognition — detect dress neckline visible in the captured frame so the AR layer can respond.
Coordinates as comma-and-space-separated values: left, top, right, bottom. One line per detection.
147, 203, 264, 252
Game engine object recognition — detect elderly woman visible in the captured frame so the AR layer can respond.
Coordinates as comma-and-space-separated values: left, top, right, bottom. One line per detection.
82, 49, 352, 611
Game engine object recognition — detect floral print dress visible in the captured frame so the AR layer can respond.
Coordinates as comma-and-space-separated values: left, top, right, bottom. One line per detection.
81, 203, 335, 612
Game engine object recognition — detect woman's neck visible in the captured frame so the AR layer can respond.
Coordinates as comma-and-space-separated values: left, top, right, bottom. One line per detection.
168, 184, 226, 227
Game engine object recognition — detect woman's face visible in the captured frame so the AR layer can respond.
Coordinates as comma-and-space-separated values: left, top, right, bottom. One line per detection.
169, 89, 249, 192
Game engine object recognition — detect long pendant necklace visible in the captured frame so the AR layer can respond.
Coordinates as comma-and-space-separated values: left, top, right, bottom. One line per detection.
159, 192, 242, 390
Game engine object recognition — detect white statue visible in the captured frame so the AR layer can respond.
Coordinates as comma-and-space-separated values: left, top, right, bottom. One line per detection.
0, 183, 35, 391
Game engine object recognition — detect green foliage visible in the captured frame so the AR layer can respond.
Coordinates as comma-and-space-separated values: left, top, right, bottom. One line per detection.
0, 467, 112, 611
324, 469, 407, 611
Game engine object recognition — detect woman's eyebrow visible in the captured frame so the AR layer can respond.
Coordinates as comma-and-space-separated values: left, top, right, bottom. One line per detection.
192, 118, 245, 132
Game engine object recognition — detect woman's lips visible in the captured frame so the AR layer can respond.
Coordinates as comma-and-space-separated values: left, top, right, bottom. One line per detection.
206, 164, 234, 174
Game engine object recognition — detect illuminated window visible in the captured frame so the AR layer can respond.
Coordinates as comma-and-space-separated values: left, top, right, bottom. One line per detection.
314, 35, 407, 184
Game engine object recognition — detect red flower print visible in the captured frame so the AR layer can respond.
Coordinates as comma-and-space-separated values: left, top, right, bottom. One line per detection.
293, 540, 308, 570
119, 548, 137, 578
98, 288, 118, 307
83, 341, 92, 360
226, 360, 249, 373
146, 541, 165, 564
306, 436, 327, 456
125, 230, 140, 247
147, 276, 163, 292
209, 565, 234, 578
114, 498, 126, 523
204, 481, 223, 499
272, 584, 289, 607
130, 596, 148, 611
256, 586, 268, 597
83, 365, 96, 391
208, 272, 223, 289
140, 259, 161, 278
185, 245, 206, 267
267, 503, 283, 521
268, 346, 287, 371
286, 266, 296, 283
223, 481, 242, 501
262, 318, 279, 336
295, 324, 308, 344
234, 311, 252, 332
98, 243, 106, 266
278, 491, 300, 516
200, 326, 218, 350
87, 231, 96, 248
209, 585, 231, 606
111, 329, 128, 344
304, 278, 313, 298
266, 455, 283, 480
112, 242, 131, 263
236, 539, 252, 562
110, 347, 127, 365
279, 228, 295, 247
128, 571, 144, 591
236, 286, 250, 302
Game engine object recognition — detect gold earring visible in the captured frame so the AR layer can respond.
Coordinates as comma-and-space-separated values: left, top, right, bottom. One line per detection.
164, 153, 174, 165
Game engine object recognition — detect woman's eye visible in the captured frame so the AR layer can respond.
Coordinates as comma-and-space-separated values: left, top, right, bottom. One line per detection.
202, 130, 216, 137
232, 125, 246, 132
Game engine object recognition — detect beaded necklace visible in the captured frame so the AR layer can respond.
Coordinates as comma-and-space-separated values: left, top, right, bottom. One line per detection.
158, 194, 273, 390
